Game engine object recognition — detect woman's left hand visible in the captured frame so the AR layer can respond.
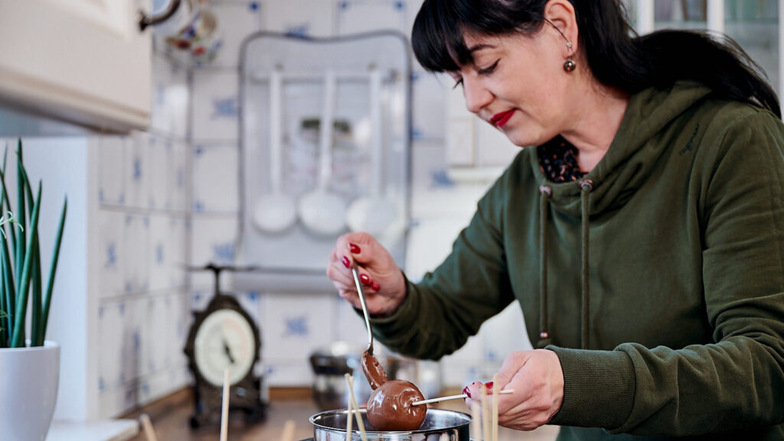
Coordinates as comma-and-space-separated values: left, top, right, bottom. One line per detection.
464, 349, 564, 431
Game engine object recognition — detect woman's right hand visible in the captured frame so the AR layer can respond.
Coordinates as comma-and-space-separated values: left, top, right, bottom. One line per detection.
326, 232, 407, 317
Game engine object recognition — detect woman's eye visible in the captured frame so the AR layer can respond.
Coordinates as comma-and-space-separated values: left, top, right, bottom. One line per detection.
478, 60, 499, 75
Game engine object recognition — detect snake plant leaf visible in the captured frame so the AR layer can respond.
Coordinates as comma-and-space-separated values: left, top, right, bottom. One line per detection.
14, 144, 26, 288
10, 182, 41, 348
41, 198, 67, 342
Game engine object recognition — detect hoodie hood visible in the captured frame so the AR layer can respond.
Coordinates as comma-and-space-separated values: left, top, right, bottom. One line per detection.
530, 82, 713, 217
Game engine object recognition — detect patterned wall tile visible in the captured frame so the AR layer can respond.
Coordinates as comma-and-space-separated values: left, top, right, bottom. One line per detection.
336, 0, 407, 35
98, 301, 125, 391
124, 132, 151, 209
96, 210, 126, 299
124, 214, 151, 294
147, 135, 171, 211
208, 1, 263, 68
192, 144, 239, 213
263, 0, 334, 37
148, 215, 172, 292
97, 136, 126, 207
169, 141, 189, 212
190, 216, 239, 270
411, 71, 448, 141
262, 293, 335, 365
191, 70, 240, 141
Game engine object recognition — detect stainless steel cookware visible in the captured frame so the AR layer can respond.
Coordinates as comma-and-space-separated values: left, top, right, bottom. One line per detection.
309, 408, 471, 441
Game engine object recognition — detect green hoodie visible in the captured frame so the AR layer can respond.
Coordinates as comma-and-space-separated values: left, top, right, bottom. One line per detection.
370, 82, 784, 439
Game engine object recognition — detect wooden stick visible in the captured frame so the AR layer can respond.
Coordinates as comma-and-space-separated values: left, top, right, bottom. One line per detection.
345, 374, 368, 441
411, 389, 514, 406
491, 375, 499, 441
481, 385, 490, 441
281, 420, 296, 441
139, 413, 158, 441
344, 374, 354, 441
470, 401, 481, 441
220, 368, 230, 441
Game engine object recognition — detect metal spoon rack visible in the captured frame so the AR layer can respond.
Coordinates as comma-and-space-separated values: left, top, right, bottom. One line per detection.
235, 32, 412, 293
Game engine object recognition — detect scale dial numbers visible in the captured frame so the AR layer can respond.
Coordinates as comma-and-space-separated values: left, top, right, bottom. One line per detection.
194, 309, 257, 387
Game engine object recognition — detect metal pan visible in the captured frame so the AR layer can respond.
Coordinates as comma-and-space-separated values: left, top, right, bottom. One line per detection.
310, 408, 471, 441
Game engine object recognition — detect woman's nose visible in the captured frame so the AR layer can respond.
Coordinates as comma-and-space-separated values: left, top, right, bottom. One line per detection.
462, 78, 492, 114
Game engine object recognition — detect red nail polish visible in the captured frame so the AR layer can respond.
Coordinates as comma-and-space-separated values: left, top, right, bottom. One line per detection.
484, 381, 494, 390
342, 256, 350, 268
371, 283, 380, 291
462, 386, 472, 398
350, 243, 361, 254
360, 273, 370, 284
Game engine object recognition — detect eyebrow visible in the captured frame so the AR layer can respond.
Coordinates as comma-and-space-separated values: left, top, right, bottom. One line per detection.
467, 43, 495, 53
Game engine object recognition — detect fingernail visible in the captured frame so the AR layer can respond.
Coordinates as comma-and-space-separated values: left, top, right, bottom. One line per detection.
371, 283, 380, 291
484, 382, 494, 390
350, 243, 361, 254
342, 256, 350, 268
360, 273, 370, 284
462, 386, 472, 398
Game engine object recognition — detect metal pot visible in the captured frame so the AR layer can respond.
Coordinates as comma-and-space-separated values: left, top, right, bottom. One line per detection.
309, 408, 471, 441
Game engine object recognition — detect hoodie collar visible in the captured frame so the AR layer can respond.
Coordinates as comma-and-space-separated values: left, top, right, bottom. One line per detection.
529, 81, 713, 217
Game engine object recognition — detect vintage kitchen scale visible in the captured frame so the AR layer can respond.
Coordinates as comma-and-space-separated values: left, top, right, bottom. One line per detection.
184, 263, 267, 428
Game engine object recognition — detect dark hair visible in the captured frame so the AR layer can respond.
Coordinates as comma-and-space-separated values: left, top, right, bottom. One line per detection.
411, 0, 781, 117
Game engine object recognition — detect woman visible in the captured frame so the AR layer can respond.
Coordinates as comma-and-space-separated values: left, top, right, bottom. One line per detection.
326, 0, 784, 439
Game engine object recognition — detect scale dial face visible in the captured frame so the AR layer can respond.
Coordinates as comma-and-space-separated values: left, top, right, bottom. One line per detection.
194, 308, 257, 387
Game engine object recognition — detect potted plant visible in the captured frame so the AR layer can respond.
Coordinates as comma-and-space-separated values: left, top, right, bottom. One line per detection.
0, 139, 67, 441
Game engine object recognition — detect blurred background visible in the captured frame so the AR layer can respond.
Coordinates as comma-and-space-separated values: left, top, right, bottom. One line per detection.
0, 0, 779, 439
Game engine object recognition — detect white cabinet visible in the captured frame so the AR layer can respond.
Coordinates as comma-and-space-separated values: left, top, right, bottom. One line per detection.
0, 0, 152, 133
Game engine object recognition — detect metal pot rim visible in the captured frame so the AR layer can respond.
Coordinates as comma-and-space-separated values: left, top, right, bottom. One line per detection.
309, 408, 471, 434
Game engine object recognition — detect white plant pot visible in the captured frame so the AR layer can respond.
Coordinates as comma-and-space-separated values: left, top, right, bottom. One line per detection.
0, 341, 60, 441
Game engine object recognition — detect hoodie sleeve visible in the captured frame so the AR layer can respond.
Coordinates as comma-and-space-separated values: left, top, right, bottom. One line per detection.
553, 107, 784, 436
367, 162, 521, 360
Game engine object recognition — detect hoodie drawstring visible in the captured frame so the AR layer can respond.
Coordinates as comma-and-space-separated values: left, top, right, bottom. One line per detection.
537, 186, 552, 348
536, 180, 594, 350
579, 179, 593, 349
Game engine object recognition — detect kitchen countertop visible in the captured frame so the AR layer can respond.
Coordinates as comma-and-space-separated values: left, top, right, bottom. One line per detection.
46, 419, 138, 441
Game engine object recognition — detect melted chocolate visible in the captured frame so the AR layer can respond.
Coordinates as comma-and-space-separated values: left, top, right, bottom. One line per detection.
366, 379, 426, 431
361, 351, 389, 390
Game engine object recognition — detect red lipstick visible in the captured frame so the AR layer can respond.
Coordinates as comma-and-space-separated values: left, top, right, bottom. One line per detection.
490, 110, 515, 128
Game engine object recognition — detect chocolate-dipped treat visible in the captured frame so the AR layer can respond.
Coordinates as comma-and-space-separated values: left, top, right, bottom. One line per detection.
362, 351, 388, 390
366, 379, 426, 431
361, 350, 426, 431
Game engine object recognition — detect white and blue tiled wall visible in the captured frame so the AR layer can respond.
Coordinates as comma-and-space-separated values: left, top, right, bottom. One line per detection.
92, 0, 527, 418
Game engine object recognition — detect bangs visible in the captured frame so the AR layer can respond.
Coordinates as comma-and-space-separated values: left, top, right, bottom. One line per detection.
411, 0, 470, 72
411, 0, 546, 73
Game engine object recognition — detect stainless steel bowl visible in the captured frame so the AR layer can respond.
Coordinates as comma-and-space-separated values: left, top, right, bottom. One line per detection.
309, 408, 471, 441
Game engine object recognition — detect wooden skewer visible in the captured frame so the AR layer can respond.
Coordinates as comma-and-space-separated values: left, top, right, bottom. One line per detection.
470, 401, 481, 441
491, 375, 499, 441
347, 375, 369, 441
411, 389, 514, 406
139, 413, 158, 441
344, 375, 354, 441
281, 420, 297, 441
220, 368, 230, 441
345, 374, 369, 441
481, 385, 490, 441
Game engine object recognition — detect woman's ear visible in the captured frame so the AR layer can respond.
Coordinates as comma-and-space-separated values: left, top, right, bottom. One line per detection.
543, 0, 578, 55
